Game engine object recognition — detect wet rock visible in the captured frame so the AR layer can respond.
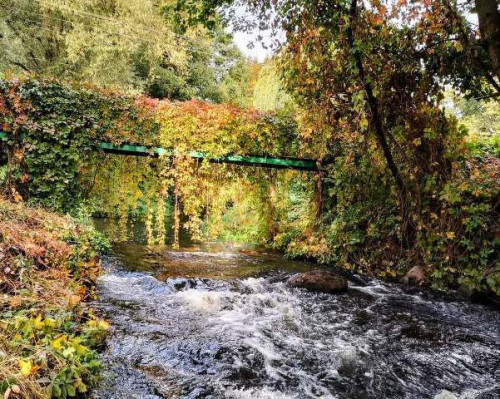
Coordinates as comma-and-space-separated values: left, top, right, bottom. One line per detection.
354, 310, 373, 326
338, 346, 358, 375
402, 265, 425, 286
434, 390, 459, 399
287, 269, 348, 293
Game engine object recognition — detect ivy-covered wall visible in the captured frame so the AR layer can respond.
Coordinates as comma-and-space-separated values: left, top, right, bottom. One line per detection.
0, 78, 159, 211
0, 77, 300, 213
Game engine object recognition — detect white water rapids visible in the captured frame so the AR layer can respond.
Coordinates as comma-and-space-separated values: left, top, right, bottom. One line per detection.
92, 251, 500, 399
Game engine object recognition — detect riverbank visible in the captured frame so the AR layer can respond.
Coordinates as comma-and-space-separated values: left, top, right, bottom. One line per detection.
0, 198, 109, 398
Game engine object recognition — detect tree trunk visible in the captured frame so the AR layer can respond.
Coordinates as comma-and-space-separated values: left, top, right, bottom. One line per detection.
476, 0, 500, 81
314, 170, 324, 223
347, 0, 411, 240
347, 0, 407, 198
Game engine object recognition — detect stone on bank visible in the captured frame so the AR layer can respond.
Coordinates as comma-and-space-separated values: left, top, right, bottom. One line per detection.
287, 269, 348, 293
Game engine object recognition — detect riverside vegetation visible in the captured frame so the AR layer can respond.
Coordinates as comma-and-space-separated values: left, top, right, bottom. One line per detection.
0, 197, 109, 398
1, 76, 498, 298
0, 0, 497, 296
0, 0, 499, 397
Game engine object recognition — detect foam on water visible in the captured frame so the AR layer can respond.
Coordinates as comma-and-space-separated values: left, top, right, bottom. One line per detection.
177, 290, 222, 313
93, 255, 500, 399
225, 387, 297, 399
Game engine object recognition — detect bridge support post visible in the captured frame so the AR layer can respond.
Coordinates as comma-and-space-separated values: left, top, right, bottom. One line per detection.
268, 177, 278, 241
314, 168, 324, 223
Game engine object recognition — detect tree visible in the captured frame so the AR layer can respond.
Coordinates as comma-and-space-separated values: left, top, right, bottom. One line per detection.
0, 0, 186, 90
144, 26, 252, 105
186, 0, 499, 292
0, 0, 252, 103
475, 0, 500, 82
252, 59, 291, 111
201, 0, 498, 228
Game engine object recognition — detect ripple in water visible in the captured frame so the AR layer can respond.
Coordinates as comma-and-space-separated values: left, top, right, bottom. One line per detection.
93, 255, 500, 399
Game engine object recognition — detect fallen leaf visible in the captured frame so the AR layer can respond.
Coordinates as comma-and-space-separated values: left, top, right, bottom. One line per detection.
68, 294, 81, 308
19, 359, 32, 377
9, 296, 22, 308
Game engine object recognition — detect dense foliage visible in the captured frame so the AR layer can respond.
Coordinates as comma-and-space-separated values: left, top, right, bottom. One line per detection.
1, 71, 498, 296
1, 0, 499, 300
0, 0, 252, 105
0, 197, 109, 398
451, 96, 500, 157
1, 1, 498, 398
201, 0, 500, 295
0, 77, 308, 248
0, 77, 159, 211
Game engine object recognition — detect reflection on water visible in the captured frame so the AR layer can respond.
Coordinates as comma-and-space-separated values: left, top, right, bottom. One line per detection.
92, 219, 500, 399
93, 217, 185, 246
108, 242, 317, 281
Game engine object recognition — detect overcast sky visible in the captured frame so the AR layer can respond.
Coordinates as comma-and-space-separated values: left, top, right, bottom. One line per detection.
232, 30, 273, 62
226, 4, 279, 62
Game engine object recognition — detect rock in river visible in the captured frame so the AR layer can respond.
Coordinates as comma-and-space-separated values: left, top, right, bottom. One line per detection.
287, 269, 348, 293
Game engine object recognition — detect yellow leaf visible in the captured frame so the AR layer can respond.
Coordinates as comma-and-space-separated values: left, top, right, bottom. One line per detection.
98, 320, 110, 330
86, 320, 98, 329
446, 231, 455, 239
360, 117, 369, 131
68, 294, 81, 308
44, 318, 56, 328
459, 182, 469, 192
51, 335, 66, 350
413, 138, 422, 146
33, 315, 44, 330
19, 359, 32, 377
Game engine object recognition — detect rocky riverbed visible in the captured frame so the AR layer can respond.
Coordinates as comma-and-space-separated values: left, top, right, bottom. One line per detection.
91, 240, 500, 399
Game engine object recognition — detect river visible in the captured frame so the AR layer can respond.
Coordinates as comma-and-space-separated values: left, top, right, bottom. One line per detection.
91, 220, 500, 399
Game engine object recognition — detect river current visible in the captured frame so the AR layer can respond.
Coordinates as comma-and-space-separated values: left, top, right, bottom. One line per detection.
92, 225, 500, 399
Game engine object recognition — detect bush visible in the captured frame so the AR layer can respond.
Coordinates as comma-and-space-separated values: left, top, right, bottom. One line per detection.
0, 197, 110, 398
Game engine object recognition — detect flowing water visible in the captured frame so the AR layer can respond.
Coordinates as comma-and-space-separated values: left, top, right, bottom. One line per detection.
92, 221, 500, 399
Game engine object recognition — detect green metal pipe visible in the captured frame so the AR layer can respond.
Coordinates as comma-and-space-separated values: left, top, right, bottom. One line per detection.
0, 132, 319, 171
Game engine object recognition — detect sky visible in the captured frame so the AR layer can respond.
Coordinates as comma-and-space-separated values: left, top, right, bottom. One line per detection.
232, 30, 273, 62
226, 4, 279, 62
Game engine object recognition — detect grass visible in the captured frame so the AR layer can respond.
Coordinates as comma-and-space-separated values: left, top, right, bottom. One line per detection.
0, 197, 110, 398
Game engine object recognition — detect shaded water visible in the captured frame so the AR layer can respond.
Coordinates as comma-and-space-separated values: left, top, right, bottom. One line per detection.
93, 222, 500, 399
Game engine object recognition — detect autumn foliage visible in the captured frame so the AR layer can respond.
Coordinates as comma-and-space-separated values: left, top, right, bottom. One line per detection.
0, 197, 110, 398
0, 74, 498, 297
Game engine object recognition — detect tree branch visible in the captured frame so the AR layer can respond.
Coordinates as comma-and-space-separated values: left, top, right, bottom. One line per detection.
346, 0, 406, 195
11, 60, 31, 72
443, 0, 500, 95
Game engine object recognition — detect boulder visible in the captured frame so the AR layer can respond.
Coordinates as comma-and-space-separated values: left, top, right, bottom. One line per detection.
402, 265, 425, 286
287, 269, 348, 293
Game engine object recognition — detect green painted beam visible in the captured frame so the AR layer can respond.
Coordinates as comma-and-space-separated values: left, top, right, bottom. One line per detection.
100, 142, 318, 171
0, 132, 318, 171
